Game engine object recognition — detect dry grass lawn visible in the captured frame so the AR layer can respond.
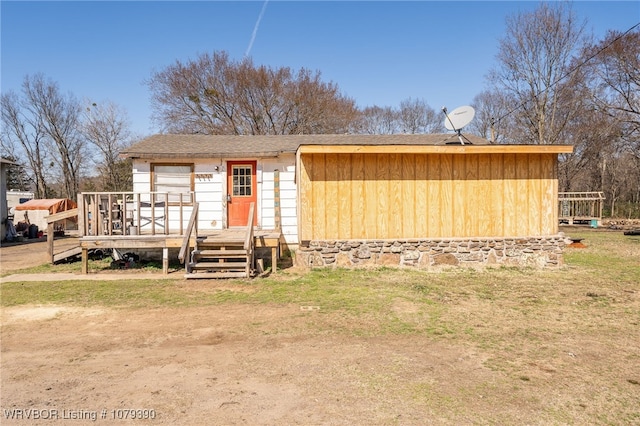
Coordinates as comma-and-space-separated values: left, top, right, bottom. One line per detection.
1, 228, 639, 425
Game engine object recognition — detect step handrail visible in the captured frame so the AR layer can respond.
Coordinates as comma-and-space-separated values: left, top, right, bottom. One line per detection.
178, 202, 199, 264
244, 202, 255, 276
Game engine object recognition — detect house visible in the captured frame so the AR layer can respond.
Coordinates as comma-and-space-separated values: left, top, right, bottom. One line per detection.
1, 158, 15, 242
120, 134, 573, 270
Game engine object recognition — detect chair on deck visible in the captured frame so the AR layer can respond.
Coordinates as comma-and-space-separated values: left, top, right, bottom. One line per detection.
138, 201, 166, 232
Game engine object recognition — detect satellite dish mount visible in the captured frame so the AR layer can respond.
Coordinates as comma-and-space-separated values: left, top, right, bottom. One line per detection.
442, 105, 475, 145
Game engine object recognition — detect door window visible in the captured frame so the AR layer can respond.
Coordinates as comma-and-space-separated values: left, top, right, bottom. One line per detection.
232, 165, 253, 197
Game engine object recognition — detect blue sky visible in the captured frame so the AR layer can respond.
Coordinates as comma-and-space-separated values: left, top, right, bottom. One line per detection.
2, 1, 639, 137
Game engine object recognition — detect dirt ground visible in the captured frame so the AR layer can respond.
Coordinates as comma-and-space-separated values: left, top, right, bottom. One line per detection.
0, 241, 498, 425
2, 303, 502, 425
2, 292, 638, 425
1, 237, 81, 274
1, 234, 639, 425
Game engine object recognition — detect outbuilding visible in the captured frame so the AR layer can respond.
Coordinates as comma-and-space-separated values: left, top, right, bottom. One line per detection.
14, 198, 78, 236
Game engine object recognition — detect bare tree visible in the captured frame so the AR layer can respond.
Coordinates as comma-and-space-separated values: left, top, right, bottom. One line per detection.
555, 26, 640, 215
147, 51, 358, 135
489, 2, 587, 145
357, 105, 398, 134
580, 28, 640, 156
284, 68, 360, 135
1, 91, 50, 198
470, 90, 516, 143
354, 98, 443, 135
82, 101, 133, 191
557, 106, 622, 192
601, 152, 639, 217
22, 74, 85, 199
398, 98, 441, 134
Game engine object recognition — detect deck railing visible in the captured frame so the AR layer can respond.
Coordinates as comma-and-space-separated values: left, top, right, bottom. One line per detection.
78, 191, 195, 236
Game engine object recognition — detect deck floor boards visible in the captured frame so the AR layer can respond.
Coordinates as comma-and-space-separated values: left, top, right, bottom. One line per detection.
78, 228, 283, 275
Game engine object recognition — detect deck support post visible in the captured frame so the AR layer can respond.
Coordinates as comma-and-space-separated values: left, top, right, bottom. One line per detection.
81, 248, 88, 274
271, 246, 277, 273
47, 221, 55, 263
162, 247, 169, 275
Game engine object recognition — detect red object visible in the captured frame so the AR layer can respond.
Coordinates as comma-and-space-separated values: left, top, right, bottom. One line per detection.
227, 161, 258, 227
14, 198, 78, 223
568, 238, 586, 248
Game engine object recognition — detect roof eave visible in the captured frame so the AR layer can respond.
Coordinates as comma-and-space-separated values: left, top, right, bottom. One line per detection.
296, 144, 574, 155
121, 150, 296, 160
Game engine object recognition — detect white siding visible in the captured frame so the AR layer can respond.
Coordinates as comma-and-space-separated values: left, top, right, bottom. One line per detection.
132, 162, 151, 190
194, 163, 224, 229
133, 156, 299, 244
258, 157, 298, 244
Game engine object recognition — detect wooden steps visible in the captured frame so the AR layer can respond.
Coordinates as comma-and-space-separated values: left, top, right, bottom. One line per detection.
185, 237, 253, 279
184, 271, 247, 279
183, 203, 256, 279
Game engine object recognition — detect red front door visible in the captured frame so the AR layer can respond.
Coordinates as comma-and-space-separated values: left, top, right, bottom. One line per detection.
227, 161, 258, 227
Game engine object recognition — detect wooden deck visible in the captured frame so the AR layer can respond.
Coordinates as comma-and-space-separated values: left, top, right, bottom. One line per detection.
43, 193, 284, 277
78, 229, 283, 275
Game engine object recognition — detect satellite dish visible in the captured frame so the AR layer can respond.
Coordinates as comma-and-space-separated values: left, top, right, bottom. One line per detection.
443, 105, 475, 131
442, 105, 475, 145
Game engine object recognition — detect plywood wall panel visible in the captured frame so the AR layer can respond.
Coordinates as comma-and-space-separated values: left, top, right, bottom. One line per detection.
452, 155, 466, 236
466, 154, 481, 237
490, 154, 505, 236
401, 154, 416, 238
540, 153, 556, 234
515, 153, 530, 237
364, 154, 378, 239
338, 154, 352, 239
312, 154, 326, 240
528, 153, 542, 235
427, 155, 441, 237
325, 153, 339, 239
503, 154, 517, 236
475, 154, 492, 236
439, 154, 454, 237
389, 153, 403, 239
351, 153, 366, 239
299, 151, 560, 240
299, 155, 313, 241
376, 154, 389, 238
415, 155, 428, 236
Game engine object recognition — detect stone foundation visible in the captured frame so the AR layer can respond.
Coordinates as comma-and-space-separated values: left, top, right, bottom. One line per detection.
295, 235, 567, 270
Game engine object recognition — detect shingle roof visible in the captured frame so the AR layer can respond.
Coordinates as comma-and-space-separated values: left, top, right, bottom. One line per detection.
121, 133, 491, 159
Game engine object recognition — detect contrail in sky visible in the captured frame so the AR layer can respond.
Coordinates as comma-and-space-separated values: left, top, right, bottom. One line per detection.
245, 0, 269, 58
